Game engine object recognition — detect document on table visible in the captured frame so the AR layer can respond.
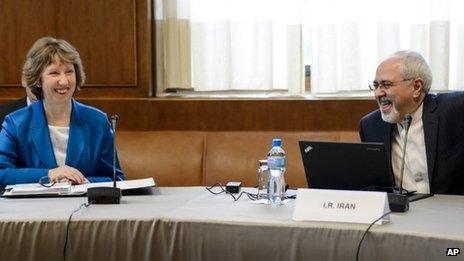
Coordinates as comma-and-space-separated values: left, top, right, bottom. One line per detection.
2, 178, 155, 197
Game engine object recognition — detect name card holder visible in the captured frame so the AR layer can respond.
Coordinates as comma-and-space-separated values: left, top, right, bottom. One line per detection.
292, 189, 390, 224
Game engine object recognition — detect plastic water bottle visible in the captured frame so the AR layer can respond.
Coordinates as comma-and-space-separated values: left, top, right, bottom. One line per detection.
257, 160, 269, 200
267, 138, 286, 206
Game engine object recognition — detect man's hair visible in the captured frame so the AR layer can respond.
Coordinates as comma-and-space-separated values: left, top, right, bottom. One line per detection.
393, 50, 432, 94
22, 37, 85, 99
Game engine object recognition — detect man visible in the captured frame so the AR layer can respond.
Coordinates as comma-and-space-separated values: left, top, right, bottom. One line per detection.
0, 77, 37, 130
359, 50, 464, 195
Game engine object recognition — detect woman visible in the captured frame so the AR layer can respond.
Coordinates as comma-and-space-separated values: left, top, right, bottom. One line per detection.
0, 37, 124, 186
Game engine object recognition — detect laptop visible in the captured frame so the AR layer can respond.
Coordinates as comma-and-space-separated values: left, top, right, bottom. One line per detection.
298, 141, 395, 192
298, 140, 433, 208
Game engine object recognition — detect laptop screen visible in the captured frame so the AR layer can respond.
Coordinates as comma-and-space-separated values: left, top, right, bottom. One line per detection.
299, 141, 395, 192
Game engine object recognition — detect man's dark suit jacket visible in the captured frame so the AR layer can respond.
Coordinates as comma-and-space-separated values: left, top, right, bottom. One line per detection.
0, 97, 27, 131
359, 92, 464, 195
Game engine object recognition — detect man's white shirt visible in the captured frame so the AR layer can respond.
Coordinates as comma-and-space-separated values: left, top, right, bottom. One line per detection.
391, 103, 430, 193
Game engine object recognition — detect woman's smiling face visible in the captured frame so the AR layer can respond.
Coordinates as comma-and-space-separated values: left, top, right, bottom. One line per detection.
40, 56, 76, 105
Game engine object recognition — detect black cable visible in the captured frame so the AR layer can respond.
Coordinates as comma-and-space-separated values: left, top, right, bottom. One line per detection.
63, 202, 91, 261
355, 211, 392, 261
361, 185, 413, 195
205, 183, 258, 202
206, 183, 296, 202
234, 190, 258, 201
205, 183, 226, 195
285, 194, 296, 199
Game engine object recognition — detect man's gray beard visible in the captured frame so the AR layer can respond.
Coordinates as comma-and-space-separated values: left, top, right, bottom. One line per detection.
380, 106, 400, 123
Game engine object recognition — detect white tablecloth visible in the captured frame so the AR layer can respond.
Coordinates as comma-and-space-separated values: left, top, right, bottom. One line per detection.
0, 187, 463, 261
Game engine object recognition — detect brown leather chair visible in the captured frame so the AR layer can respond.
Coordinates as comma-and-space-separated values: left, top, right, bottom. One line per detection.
116, 130, 360, 187
117, 131, 205, 186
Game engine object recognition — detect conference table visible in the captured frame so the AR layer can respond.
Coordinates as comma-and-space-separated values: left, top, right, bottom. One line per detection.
0, 187, 463, 261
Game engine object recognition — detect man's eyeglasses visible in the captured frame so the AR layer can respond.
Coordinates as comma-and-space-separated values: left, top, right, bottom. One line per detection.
368, 78, 414, 91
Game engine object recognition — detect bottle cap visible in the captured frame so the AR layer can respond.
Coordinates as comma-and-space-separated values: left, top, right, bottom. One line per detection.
272, 138, 282, 147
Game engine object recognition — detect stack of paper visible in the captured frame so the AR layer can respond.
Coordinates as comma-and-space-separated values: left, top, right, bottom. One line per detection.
2, 178, 155, 197
4, 182, 72, 196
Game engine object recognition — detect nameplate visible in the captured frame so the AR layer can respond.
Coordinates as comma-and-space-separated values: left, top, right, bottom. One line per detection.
292, 189, 390, 224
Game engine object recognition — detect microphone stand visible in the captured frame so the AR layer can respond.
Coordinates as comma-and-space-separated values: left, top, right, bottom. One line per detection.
388, 115, 412, 212
87, 114, 122, 204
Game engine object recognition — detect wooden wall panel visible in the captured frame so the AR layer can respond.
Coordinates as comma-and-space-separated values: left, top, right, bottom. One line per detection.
0, 96, 377, 131
0, 0, 56, 86
0, 0, 152, 97
143, 99, 378, 131
67, 98, 377, 131
56, 0, 137, 86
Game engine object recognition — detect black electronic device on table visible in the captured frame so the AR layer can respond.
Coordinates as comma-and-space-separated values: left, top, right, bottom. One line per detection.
298, 140, 432, 212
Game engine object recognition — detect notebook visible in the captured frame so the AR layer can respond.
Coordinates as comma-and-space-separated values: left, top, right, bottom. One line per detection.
2, 178, 155, 197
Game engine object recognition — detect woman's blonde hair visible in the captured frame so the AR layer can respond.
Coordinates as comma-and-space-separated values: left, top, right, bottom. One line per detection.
22, 37, 85, 99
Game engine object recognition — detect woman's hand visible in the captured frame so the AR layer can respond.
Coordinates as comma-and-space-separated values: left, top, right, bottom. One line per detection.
48, 166, 87, 184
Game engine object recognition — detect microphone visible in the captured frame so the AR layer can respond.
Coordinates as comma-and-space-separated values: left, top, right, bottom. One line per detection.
87, 114, 122, 204
399, 115, 412, 194
111, 114, 119, 188
388, 115, 412, 212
